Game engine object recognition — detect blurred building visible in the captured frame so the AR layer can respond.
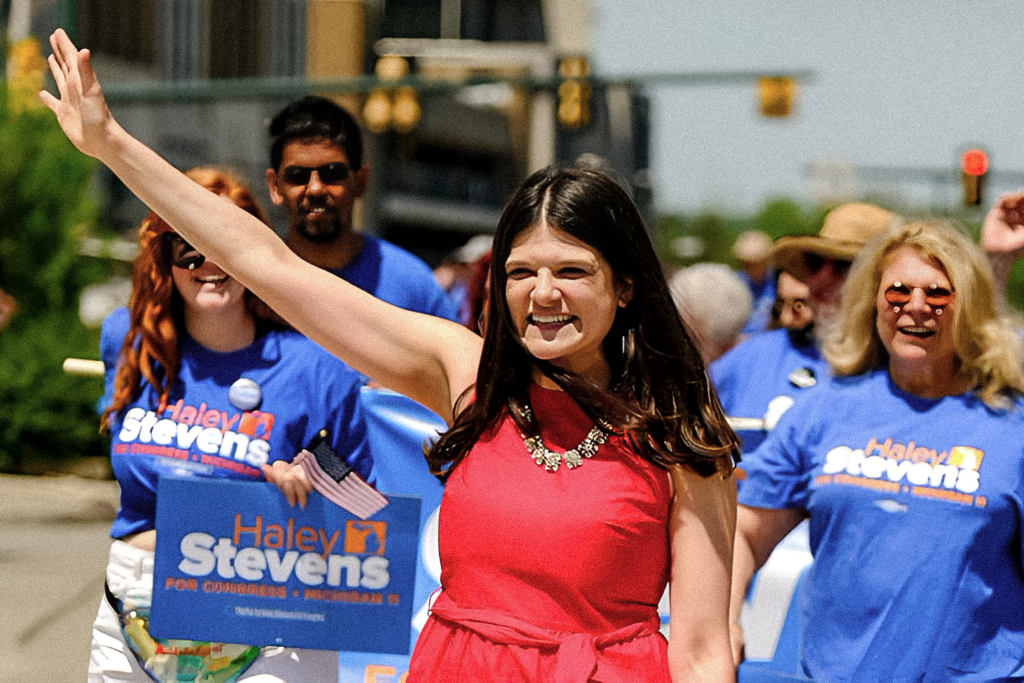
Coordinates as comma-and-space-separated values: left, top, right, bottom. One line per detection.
14, 0, 650, 263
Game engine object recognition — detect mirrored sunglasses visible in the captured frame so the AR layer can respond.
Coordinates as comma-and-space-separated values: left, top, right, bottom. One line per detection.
163, 233, 206, 271
883, 282, 954, 308
280, 162, 351, 186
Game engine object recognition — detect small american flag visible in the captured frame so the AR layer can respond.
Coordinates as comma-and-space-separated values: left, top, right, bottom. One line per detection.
294, 430, 388, 520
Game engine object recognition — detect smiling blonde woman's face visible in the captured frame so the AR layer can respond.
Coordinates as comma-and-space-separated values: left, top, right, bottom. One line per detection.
875, 246, 957, 376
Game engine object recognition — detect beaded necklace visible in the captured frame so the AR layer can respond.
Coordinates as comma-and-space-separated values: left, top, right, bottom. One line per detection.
516, 404, 611, 472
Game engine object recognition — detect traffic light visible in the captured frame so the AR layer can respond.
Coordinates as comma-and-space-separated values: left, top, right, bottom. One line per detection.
362, 55, 421, 134
558, 57, 591, 129
758, 76, 796, 118
961, 148, 989, 206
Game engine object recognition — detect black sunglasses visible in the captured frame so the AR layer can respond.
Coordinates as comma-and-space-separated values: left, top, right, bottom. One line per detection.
280, 162, 352, 186
163, 233, 206, 271
804, 253, 851, 276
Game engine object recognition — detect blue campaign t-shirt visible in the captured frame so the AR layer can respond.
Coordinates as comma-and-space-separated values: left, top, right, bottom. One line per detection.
332, 235, 458, 322
107, 328, 372, 539
711, 328, 828, 453
739, 370, 1024, 681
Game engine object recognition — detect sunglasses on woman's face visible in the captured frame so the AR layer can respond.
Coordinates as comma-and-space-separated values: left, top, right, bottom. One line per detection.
883, 282, 954, 311
280, 162, 351, 186
163, 233, 206, 271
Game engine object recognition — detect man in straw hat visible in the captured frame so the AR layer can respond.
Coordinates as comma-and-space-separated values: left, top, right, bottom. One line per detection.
711, 203, 895, 453
772, 203, 896, 341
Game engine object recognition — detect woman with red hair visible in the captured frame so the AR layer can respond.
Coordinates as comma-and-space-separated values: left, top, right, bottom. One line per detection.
90, 168, 372, 682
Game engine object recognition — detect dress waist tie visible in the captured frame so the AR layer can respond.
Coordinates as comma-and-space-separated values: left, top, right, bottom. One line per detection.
428, 603, 662, 683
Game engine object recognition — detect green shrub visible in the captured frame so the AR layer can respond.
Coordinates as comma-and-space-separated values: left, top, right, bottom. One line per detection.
0, 312, 107, 471
0, 83, 112, 472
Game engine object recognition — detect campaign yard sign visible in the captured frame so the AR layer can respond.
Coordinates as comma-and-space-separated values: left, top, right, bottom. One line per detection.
150, 477, 420, 654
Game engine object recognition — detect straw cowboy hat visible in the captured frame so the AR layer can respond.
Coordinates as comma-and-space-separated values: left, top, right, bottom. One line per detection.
773, 203, 895, 281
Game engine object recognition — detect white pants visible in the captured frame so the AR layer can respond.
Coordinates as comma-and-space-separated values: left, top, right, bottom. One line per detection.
87, 541, 338, 683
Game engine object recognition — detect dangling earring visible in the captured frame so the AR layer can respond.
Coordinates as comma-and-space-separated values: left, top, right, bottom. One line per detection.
935, 308, 943, 316
621, 328, 635, 373
893, 306, 901, 313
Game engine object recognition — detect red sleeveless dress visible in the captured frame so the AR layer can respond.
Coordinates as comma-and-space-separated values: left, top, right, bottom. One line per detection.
409, 383, 673, 682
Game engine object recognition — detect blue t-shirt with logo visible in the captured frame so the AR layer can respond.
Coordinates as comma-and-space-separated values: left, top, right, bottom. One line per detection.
107, 328, 372, 540
332, 235, 457, 322
711, 328, 828, 453
739, 369, 1024, 681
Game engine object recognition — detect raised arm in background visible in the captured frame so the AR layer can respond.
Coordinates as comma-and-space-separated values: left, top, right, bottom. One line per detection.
40, 29, 480, 422
981, 192, 1024, 312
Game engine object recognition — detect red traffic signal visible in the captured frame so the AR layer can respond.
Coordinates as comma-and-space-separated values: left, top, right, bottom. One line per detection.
961, 149, 989, 177
961, 148, 988, 206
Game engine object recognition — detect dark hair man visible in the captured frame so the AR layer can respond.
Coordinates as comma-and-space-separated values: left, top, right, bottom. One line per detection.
266, 96, 457, 321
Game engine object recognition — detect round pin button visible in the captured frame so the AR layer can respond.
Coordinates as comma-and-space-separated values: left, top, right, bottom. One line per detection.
788, 367, 817, 389
229, 378, 263, 411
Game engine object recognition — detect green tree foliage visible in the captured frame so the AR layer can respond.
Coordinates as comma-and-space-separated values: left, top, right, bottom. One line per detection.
1008, 264, 1024, 312
659, 198, 827, 268
0, 84, 111, 471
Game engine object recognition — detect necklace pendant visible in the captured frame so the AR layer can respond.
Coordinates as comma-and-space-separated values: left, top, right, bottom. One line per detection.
564, 450, 583, 468
543, 451, 561, 471
516, 402, 609, 472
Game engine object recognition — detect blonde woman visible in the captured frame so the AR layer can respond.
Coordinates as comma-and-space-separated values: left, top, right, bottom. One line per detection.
732, 220, 1024, 679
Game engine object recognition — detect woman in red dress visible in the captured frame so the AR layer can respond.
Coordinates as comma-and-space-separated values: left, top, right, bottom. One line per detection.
43, 29, 740, 682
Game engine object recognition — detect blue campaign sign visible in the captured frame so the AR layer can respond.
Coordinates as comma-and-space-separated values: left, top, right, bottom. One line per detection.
150, 476, 420, 655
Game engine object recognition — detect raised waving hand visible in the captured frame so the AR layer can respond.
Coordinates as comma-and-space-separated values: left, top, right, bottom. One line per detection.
38, 29, 117, 158
982, 193, 1024, 259
981, 192, 1024, 309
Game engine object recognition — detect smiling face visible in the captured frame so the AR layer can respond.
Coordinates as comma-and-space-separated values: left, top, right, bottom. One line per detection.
875, 246, 958, 382
504, 221, 631, 386
170, 251, 248, 323
267, 138, 368, 244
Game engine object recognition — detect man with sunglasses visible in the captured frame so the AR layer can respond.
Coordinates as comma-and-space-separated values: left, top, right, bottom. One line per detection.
711, 203, 896, 454
266, 96, 457, 321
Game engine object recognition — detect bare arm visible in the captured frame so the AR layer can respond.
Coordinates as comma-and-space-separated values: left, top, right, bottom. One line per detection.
40, 30, 480, 421
666, 466, 737, 683
729, 504, 804, 666
981, 192, 1024, 311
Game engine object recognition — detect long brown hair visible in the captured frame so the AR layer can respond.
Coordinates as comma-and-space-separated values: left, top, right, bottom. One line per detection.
100, 168, 272, 431
427, 167, 740, 480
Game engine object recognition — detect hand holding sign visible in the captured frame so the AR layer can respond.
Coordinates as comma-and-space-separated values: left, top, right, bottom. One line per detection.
263, 460, 314, 509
